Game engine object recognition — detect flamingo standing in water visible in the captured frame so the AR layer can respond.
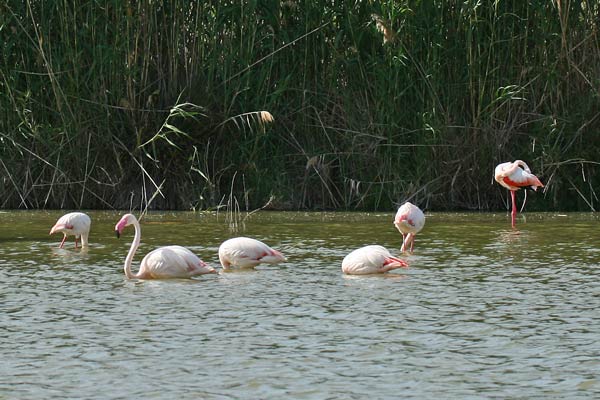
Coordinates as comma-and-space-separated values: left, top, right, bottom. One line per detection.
218, 237, 286, 270
494, 160, 544, 229
393, 202, 425, 252
342, 245, 409, 275
115, 213, 215, 279
49, 212, 91, 248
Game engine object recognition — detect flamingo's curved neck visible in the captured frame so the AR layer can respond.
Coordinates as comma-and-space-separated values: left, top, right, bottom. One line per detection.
81, 233, 89, 247
124, 219, 142, 279
515, 160, 531, 173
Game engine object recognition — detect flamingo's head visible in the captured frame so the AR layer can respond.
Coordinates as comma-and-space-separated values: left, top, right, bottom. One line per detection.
115, 213, 136, 238
271, 249, 287, 263
395, 214, 414, 227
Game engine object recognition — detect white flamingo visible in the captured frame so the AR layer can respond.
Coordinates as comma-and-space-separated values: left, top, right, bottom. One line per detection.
494, 160, 544, 229
393, 202, 425, 252
218, 237, 286, 270
49, 212, 91, 248
342, 245, 409, 275
115, 213, 215, 279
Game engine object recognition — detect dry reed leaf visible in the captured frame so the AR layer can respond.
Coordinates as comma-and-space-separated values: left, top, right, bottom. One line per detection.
260, 111, 274, 124
119, 98, 131, 109
371, 14, 396, 45
282, 0, 298, 10
145, 89, 159, 108
306, 155, 324, 170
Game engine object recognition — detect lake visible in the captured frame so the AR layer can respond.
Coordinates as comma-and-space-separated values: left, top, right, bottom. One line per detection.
1, 210, 599, 399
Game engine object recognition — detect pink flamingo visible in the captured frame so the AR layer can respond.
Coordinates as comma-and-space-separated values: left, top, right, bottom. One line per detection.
49, 212, 91, 248
218, 237, 286, 270
494, 160, 544, 229
342, 245, 409, 275
393, 202, 425, 252
115, 213, 215, 279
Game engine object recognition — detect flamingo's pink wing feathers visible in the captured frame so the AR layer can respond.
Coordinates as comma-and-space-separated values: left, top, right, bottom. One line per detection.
219, 237, 286, 268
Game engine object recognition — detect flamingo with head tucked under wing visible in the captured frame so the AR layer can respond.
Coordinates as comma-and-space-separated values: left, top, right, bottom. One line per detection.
494, 160, 544, 229
115, 213, 215, 279
393, 202, 425, 253
218, 237, 286, 270
342, 245, 409, 275
50, 212, 91, 248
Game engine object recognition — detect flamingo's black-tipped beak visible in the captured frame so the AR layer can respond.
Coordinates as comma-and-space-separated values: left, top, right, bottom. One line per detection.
115, 230, 120, 239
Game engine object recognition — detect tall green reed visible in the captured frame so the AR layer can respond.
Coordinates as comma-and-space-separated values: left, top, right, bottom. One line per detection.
0, 0, 598, 211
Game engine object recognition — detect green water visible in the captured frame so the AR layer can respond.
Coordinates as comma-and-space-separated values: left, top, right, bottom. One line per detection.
1, 210, 599, 399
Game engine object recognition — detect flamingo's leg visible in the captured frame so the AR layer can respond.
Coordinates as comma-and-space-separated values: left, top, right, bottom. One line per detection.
401, 233, 407, 252
59, 234, 67, 249
74, 236, 80, 248
403, 233, 415, 253
510, 190, 517, 229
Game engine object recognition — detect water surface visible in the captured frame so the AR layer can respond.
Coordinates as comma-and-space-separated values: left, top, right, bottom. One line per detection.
1, 211, 599, 399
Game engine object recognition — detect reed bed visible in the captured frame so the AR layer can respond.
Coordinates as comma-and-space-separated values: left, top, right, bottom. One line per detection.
1, 1, 598, 211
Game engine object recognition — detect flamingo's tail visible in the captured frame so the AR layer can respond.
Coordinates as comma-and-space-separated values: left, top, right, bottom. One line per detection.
529, 175, 544, 190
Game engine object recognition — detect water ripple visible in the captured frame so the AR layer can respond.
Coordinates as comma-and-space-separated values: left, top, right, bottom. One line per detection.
0, 211, 599, 399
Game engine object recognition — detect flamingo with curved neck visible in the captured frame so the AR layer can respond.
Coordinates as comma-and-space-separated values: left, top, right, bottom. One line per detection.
218, 237, 287, 270
342, 245, 409, 275
494, 160, 544, 229
50, 212, 91, 248
115, 213, 215, 279
393, 202, 425, 253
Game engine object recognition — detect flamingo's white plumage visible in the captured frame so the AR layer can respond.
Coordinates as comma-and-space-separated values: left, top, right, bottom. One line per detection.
218, 237, 286, 270
393, 202, 425, 252
115, 213, 215, 279
342, 245, 409, 275
494, 160, 544, 229
49, 212, 91, 248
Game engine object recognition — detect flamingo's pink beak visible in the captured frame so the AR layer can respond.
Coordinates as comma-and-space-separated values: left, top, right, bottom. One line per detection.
199, 264, 217, 274
49, 223, 66, 235
115, 218, 128, 238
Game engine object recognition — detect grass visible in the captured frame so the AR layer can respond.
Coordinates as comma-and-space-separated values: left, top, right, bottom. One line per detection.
0, 0, 599, 211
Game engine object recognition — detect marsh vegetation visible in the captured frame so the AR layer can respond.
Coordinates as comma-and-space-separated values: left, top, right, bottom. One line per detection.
1, 1, 598, 211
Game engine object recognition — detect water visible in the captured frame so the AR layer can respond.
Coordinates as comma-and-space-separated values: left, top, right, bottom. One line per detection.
1, 210, 599, 399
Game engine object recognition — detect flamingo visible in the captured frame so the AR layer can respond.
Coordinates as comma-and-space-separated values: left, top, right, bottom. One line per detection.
218, 237, 286, 270
494, 160, 544, 229
114, 213, 215, 279
342, 245, 409, 275
49, 212, 91, 248
393, 202, 425, 252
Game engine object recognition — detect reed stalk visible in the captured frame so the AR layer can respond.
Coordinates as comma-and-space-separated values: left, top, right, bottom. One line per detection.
0, 1, 598, 211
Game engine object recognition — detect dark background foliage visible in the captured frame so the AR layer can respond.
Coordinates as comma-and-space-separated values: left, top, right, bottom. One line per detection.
1, 1, 598, 211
